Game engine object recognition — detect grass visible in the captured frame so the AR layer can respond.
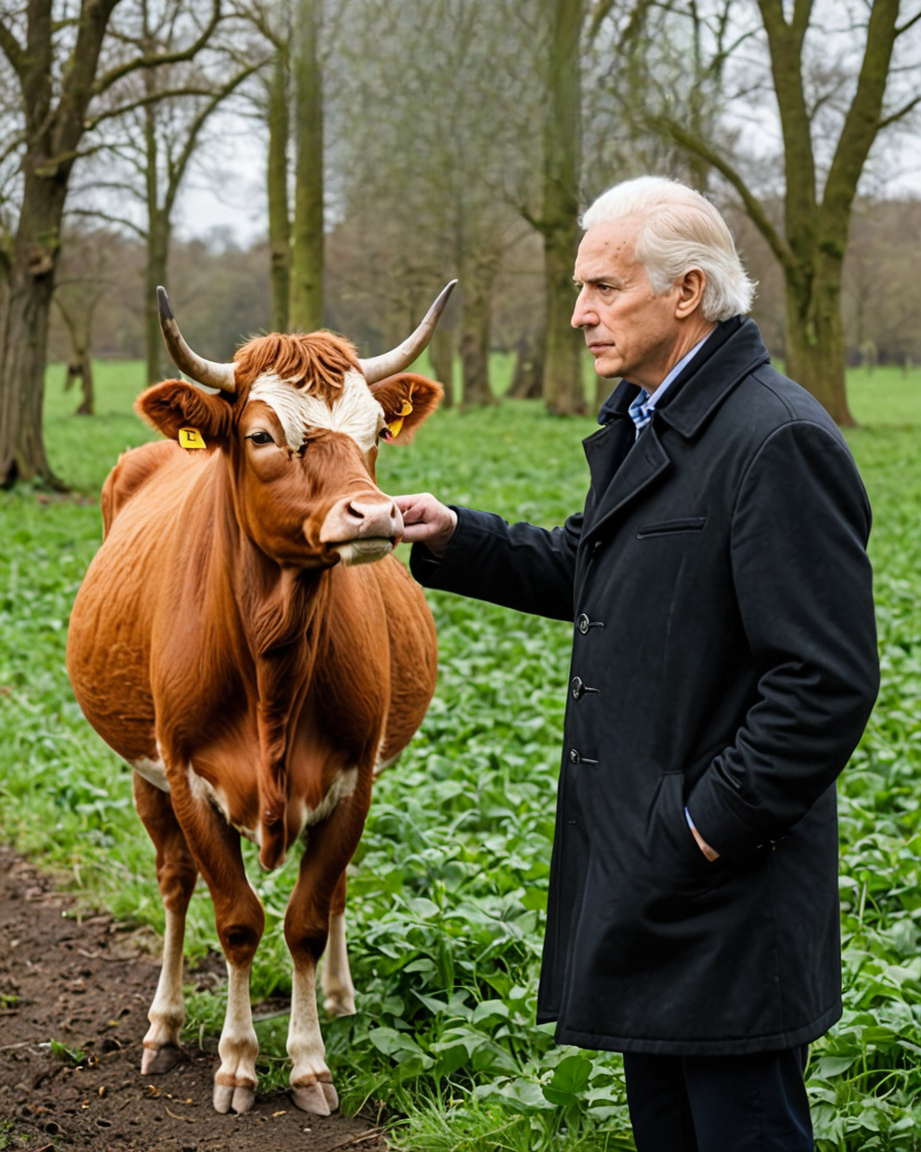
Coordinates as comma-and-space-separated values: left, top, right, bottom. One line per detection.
1, 361, 920, 1149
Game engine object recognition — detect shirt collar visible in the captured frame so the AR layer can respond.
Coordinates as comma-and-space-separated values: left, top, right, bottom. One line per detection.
641, 331, 713, 411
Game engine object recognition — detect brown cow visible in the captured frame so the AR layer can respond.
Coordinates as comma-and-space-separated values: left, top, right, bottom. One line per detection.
66, 284, 452, 1116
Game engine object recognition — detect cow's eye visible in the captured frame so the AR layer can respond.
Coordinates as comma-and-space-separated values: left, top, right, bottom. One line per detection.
246, 430, 275, 446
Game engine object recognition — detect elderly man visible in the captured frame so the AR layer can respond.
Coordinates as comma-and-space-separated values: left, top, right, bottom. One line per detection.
396, 176, 879, 1151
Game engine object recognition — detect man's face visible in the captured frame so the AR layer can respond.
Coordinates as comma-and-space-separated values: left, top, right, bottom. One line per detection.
571, 215, 684, 390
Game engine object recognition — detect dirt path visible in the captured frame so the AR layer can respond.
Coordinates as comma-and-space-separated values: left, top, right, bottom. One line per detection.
0, 846, 388, 1151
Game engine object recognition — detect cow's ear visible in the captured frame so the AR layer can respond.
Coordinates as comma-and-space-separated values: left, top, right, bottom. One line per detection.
369, 372, 444, 444
135, 380, 234, 449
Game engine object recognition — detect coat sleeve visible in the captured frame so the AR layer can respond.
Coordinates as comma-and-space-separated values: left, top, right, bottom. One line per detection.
687, 419, 880, 857
409, 507, 581, 622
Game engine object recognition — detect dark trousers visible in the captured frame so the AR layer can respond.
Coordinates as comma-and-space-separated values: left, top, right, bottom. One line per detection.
623, 1046, 813, 1152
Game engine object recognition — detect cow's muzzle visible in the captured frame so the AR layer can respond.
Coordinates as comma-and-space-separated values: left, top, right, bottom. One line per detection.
318, 497, 404, 565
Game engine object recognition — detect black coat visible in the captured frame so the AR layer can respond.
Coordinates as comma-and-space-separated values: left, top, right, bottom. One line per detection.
412, 318, 880, 1055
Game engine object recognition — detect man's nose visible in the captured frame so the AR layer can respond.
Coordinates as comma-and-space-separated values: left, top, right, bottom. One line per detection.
571, 289, 592, 329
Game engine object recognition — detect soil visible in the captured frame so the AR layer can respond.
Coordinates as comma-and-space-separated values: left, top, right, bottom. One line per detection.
0, 846, 388, 1152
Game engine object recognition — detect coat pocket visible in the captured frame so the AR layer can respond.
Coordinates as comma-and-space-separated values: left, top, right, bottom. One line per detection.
635, 516, 707, 539
644, 771, 724, 896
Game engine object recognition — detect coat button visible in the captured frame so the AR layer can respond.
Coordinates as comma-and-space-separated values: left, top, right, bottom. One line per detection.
577, 613, 590, 634
570, 676, 585, 700
568, 747, 599, 766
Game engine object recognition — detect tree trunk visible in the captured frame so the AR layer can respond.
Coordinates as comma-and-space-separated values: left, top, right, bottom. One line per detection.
541, 0, 585, 415
783, 259, 854, 425
0, 179, 65, 488
429, 324, 454, 408
290, 0, 324, 332
508, 335, 544, 399
267, 46, 291, 332
69, 348, 95, 416
145, 213, 170, 385
458, 255, 498, 407
59, 301, 96, 416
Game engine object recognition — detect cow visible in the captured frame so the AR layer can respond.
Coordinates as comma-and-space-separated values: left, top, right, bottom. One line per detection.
66, 283, 453, 1116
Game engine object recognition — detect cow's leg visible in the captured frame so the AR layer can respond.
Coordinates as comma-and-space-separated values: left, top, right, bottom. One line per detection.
321, 871, 355, 1017
167, 767, 265, 1115
285, 784, 371, 1115
133, 775, 198, 1075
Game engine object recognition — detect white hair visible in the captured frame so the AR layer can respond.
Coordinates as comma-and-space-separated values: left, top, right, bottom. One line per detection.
580, 177, 756, 321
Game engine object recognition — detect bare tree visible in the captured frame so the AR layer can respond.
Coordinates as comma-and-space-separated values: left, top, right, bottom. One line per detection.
615, 0, 921, 423
532, 0, 586, 415
0, 0, 220, 487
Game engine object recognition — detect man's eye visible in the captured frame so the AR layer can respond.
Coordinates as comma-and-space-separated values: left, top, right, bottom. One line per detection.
246, 430, 275, 446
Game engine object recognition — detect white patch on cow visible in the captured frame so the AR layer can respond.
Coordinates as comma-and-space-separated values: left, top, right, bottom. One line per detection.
248, 369, 383, 454
132, 756, 170, 792
292, 767, 358, 834
373, 752, 399, 779
186, 762, 240, 828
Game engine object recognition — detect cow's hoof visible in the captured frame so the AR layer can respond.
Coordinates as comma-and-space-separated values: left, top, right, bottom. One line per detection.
213, 1079, 256, 1115
141, 1042, 183, 1075
291, 1077, 339, 1115
323, 992, 355, 1018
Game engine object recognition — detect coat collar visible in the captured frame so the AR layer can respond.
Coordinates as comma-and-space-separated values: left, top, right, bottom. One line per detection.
582, 317, 769, 544
594, 316, 769, 440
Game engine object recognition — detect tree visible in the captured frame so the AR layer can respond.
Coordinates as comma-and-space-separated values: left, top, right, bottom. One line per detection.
624, 0, 921, 424
533, 0, 587, 415
75, 0, 259, 382
330, 0, 537, 403
289, 0, 324, 330
52, 226, 119, 415
0, 0, 220, 487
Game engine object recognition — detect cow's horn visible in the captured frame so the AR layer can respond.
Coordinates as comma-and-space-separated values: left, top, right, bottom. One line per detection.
358, 280, 457, 384
157, 286, 237, 394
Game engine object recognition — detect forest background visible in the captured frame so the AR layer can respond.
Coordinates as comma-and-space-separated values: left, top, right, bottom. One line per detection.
1, 0, 921, 490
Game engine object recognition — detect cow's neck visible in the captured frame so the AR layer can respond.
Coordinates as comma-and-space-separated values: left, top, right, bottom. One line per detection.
214, 472, 334, 869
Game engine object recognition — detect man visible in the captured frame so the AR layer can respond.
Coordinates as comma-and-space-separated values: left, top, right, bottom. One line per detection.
396, 176, 879, 1151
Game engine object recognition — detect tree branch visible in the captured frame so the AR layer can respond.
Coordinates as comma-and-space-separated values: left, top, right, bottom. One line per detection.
0, 22, 25, 75
655, 114, 796, 273
93, 0, 223, 97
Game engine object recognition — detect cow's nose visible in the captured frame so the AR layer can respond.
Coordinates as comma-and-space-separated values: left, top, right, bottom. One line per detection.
319, 496, 404, 545
345, 499, 401, 536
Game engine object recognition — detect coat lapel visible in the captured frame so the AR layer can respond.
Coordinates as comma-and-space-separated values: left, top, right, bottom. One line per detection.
583, 425, 670, 544
581, 318, 771, 545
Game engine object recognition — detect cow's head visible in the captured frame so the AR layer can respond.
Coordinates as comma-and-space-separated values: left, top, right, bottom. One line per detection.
136, 285, 452, 569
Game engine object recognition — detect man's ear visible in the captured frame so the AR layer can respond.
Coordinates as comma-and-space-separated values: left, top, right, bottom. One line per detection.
135, 380, 234, 449
370, 372, 444, 443
675, 268, 707, 318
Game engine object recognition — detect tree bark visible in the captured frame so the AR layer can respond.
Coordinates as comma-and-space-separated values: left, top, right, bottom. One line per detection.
267, 44, 291, 333
0, 214, 61, 485
290, 0, 324, 332
540, 0, 585, 415
429, 324, 455, 409
784, 254, 851, 425
508, 334, 544, 399
458, 256, 498, 407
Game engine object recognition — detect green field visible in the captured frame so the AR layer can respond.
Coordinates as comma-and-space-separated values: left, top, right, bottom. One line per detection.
2, 361, 920, 1150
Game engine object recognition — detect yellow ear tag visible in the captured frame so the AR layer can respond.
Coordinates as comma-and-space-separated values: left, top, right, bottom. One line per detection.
386, 398, 414, 441
178, 427, 207, 450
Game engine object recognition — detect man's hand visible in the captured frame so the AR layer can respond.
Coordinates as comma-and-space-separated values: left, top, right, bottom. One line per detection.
686, 810, 720, 862
395, 493, 458, 556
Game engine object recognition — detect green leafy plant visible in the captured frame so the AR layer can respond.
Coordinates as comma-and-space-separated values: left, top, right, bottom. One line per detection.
1, 363, 920, 1149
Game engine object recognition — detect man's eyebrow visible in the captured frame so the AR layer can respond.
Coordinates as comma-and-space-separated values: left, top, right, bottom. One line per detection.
573, 274, 626, 288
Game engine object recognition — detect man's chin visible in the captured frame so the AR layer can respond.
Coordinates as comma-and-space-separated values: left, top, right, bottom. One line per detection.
592, 357, 622, 380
